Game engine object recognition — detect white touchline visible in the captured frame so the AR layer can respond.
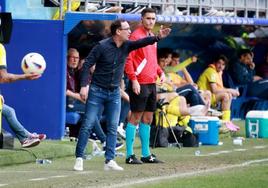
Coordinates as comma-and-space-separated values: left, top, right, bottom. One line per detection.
0, 170, 32, 174
29, 178, 48, 181
49, 175, 68, 178
253, 145, 267, 149
104, 158, 268, 188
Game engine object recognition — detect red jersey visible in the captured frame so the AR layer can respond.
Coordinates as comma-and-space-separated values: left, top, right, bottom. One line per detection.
125, 26, 163, 84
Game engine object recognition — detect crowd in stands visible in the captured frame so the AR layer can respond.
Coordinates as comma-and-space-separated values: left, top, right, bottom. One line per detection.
51, 0, 264, 19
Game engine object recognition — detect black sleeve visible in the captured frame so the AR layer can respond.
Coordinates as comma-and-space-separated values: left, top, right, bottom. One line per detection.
127, 36, 159, 53
80, 44, 101, 87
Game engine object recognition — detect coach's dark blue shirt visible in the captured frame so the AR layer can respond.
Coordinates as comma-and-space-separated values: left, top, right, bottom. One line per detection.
80, 36, 159, 89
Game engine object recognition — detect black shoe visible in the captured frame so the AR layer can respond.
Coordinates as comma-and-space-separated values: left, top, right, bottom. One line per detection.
126, 154, 143, 164
141, 154, 164, 163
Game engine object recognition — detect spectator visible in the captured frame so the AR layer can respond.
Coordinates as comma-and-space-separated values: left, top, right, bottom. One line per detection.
256, 51, 268, 79
168, 52, 212, 106
117, 75, 130, 139
73, 19, 171, 171
1, 95, 46, 148
197, 55, 240, 131
124, 8, 171, 165
169, 52, 197, 83
68, 20, 106, 59
66, 48, 86, 113
230, 49, 268, 99
0, 15, 43, 147
157, 51, 208, 107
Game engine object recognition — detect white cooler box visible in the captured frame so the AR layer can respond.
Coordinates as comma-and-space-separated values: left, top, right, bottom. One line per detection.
245, 111, 268, 138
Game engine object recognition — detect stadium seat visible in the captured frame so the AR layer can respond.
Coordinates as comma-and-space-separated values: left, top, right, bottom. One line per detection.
231, 85, 260, 119
65, 112, 81, 125
65, 112, 81, 139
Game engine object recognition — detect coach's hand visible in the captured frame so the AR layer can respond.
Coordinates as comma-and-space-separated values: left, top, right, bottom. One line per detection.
157, 25, 171, 39
80, 86, 89, 102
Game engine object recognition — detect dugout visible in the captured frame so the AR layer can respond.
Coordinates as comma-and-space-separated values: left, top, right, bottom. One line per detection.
1, 8, 268, 139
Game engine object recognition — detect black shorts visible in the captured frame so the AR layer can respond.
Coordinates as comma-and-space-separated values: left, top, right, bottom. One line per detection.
128, 83, 157, 112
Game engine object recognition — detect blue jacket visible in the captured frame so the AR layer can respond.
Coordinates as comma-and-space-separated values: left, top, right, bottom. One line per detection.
230, 61, 255, 85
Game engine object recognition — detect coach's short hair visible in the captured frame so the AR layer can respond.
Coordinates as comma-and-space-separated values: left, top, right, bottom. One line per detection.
110, 19, 126, 36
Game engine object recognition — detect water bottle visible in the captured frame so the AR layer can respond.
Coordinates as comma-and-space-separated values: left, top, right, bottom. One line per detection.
36, 159, 52, 164
84, 154, 92, 160
194, 150, 201, 156
64, 127, 70, 138
92, 142, 105, 156
115, 152, 125, 157
168, 143, 177, 147
233, 87, 239, 99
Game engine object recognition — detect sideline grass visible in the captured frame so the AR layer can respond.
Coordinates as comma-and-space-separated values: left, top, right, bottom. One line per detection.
133, 162, 268, 188
1, 120, 268, 188
0, 140, 76, 166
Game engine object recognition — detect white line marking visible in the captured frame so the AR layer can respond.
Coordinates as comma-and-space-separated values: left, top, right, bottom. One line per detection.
253, 146, 267, 149
217, 150, 232, 154
49, 175, 68, 178
0, 184, 8, 187
196, 145, 263, 157
103, 158, 268, 188
241, 158, 268, 166
233, 149, 247, 152
75, 171, 93, 174
0, 171, 32, 173
208, 152, 220, 155
29, 178, 48, 181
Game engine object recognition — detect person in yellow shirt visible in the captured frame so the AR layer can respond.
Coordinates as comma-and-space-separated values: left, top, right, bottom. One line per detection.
0, 43, 40, 83
0, 13, 41, 136
156, 53, 209, 116
197, 55, 240, 130
0, 43, 40, 132
0, 43, 40, 127
157, 51, 208, 108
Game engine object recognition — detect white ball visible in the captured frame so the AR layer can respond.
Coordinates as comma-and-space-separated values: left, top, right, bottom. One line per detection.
21, 52, 46, 74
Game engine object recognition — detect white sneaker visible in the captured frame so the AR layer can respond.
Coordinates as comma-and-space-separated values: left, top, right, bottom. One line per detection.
117, 123, 126, 139
104, 160, 124, 171
73, 157, 83, 171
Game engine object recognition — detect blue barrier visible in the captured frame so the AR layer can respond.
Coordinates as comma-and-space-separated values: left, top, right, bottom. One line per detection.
2, 19, 66, 139
64, 12, 268, 35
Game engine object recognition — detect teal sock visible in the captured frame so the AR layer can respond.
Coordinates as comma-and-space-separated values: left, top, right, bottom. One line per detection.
126, 122, 136, 158
139, 123, 151, 157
